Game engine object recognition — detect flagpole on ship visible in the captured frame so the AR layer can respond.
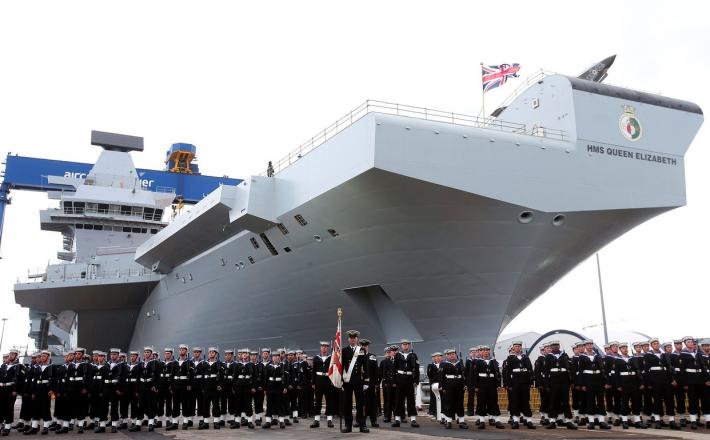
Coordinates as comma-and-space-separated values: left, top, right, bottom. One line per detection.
337, 308, 344, 432
480, 62, 486, 122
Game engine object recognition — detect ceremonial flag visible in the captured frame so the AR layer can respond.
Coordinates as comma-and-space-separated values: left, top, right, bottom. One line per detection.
327, 308, 343, 389
481, 63, 521, 93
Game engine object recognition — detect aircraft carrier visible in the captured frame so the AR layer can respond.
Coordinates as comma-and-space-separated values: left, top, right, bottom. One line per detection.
11, 61, 704, 356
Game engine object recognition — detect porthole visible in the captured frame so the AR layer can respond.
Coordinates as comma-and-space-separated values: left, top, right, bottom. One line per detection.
314, 235, 322, 242
552, 214, 566, 226
518, 211, 534, 224
327, 228, 339, 237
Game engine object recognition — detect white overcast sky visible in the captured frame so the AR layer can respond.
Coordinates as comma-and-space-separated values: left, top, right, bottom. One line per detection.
1, 1, 708, 353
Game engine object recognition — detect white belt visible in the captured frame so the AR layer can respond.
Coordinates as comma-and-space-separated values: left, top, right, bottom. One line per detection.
685, 368, 700, 373
619, 372, 636, 376
397, 370, 413, 375
38, 380, 50, 384
583, 370, 600, 374
128, 378, 138, 382
174, 376, 188, 380
207, 374, 218, 378
104, 379, 119, 384
194, 375, 203, 379
0, 382, 16, 387
445, 374, 462, 379
478, 373, 494, 377
649, 366, 664, 371
512, 368, 528, 372
237, 375, 251, 379
69, 377, 83, 382
316, 372, 327, 376
140, 378, 152, 382
268, 377, 282, 381
550, 368, 567, 372
94, 376, 103, 380
674, 367, 681, 372
161, 373, 171, 378
226, 376, 234, 379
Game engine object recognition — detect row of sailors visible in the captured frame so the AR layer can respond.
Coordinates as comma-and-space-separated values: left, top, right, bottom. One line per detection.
429, 336, 710, 431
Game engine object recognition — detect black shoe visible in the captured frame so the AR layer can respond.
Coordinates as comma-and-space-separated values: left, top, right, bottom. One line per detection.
118, 423, 127, 430
1, 430, 8, 437
279, 422, 285, 429
197, 421, 207, 430
262, 422, 270, 429
566, 421, 578, 430
148, 425, 154, 432
459, 422, 468, 429
284, 419, 291, 426
14, 423, 25, 431
93, 427, 104, 434
382, 419, 390, 424
213, 423, 220, 430
128, 425, 140, 432
248, 422, 255, 429
87, 423, 95, 430
495, 421, 505, 429
165, 424, 177, 431
541, 418, 549, 426
371, 423, 379, 428
327, 420, 334, 428
587, 423, 595, 430
411, 420, 419, 428
292, 418, 299, 424
187, 420, 193, 427
691, 421, 698, 430
655, 421, 661, 429
23, 428, 38, 435
41, 428, 49, 435
359, 426, 369, 433
391, 420, 400, 428
512, 422, 520, 429
341, 427, 352, 433
599, 421, 611, 429
546, 422, 557, 429
155, 421, 162, 428
557, 419, 565, 427
478, 422, 485, 429
670, 421, 680, 430
241, 418, 247, 425
219, 420, 225, 427
110, 427, 117, 434
445, 422, 452, 429
661, 420, 669, 428
526, 420, 536, 429
141, 420, 147, 427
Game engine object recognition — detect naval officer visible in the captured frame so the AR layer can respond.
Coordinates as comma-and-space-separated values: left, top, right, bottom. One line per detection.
340, 330, 369, 433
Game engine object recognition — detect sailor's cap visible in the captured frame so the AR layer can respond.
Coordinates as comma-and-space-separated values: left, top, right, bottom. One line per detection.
444, 348, 456, 355
238, 348, 249, 353
700, 339, 710, 346
346, 330, 360, 337
603, 344, 610, 349
9, 349, 19, 355
119, 352, 126, 357
385, 346, 393, 352
97, 351, 107, 357
179, 344, 189, 350
208, 347, 218, 353
31, 352, 39, 357
40, 350, 51, 355
286, 350, 295, 355
261, 347, 271, 353
468, 347, 477, 352
618, 342, 629, 348
295, 349, 304, 354
549, 340, 560, 346
271, 351, 281, 356
192, 347, 203, 352
61, 350, 73, 356
319, 341, 330, 346
632, 341, 642, 347
75, 347, 86, 353
224, 349, 234, 354
682, 336, 695, 343
164, 347, 174, 353
278, 348, 286, 354
92, 350, 101, 355
479, 345, 491, 351
511, 340, 523, 346
129, 351, 139, 356
647, 338, 659, 344
583, 339, 593, 345
571, 342, 581, 348
608, 341, 619, 347
662, 342, 672, 347
673, 339, 683, 344
359, 339, 370, 346
249, 351, 258, 355
110, 348, 121, 353
400, 339, 411, 344
432, 352, 443, 357
143, 346, 154, 352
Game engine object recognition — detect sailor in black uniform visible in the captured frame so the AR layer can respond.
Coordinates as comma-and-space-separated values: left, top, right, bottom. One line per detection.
310, 342, 335, 428
698, 340, 710, 428
263, 351, 288, 429
643, 337, 677, 429
136, 347, 160, 431
69, 348, 90, 433
220, 349, 237, 428
439, 349, 467, 429
615, 342, 642, 429
17, 354, 38, 433
296, 350, 312, 421
426, 352, 443, 421
472, 345, 504, 429
254, 348, 270, 426
465, 347, 477, 416
502, 341, 535, 429
341, 330, 369, 433
359, 339, 379, 428
235, 348, 257, 428
105, 348, 127, 432
577, 339, 611, 430
200, 347, 223, 430
52, 351, 73, 434
392, 339, 419, 428
542, 341, 576, 429
535, 343, 550, 425
671, 339, 687, 426
379, 346, 395, 423
157, 348, 175, 429
123, 351, 141, 431
190, 347, 205, 428
678, 336, 704, 429
166, 344, 192, 430
28, 350, 55, 435
1, 349, 24, 436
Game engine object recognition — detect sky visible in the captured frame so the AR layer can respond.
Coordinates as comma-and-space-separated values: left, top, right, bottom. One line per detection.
1, 1, 708, 354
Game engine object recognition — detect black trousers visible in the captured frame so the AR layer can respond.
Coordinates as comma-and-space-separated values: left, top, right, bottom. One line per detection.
119, 389, 139, 420
443, 383, 464, 419
89, 390, 102, 419
287, 387, 298, 414
548, 383, 572, 420
585, 384, 606, 417
466, 386, 475, 414
156, 387, 172, 418
33, 390, 52, 421
20, 391, 34, 421
313, 384, 336, 416
0, 388, 17, 424
642, 387, 653, 416
298, 386, 312, 417
508, 384, 532, 417
382, 385, 394, 420
686, 383, 704, 416
170, 385, 189, 418
363, 385, 377, 423
202, 390, 221, 418
539, 387, 549, 415
53, 392, 69, 422
649, 382, 674, 417
191, 386, 203, 418
619, 384, 642, 416
100, 387, 120, 422
235, 385, 253, 416
342, 383, 364, 428
476, 382, 501, 417
72, 390, 90, 421
428, 382, 437, 416
220, 384, 235, 416
253, 390, 264, 415
140, 388, 157, 419
394, 381, 417, 417
266, 389, 286, 418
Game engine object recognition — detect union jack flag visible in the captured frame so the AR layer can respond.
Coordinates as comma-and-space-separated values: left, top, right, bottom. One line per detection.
327, 309, 343, 389
481, 63, 521, 93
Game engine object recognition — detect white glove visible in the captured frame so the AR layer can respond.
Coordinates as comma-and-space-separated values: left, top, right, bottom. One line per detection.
363, 385, 369, 391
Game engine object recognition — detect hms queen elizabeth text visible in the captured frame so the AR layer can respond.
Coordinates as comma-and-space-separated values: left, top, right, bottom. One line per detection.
586, 143, 678, 166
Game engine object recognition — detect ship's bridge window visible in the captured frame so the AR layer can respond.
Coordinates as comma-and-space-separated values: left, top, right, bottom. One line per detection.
84, 224, 93, 230
143, 207, 155, 220
250, 237, 260, 249
123, 227, 131, 233
277, 223, 289, 235
94, 225, 103, 231
120, 205, 132, 216
74, 202, 85, 214
132, 227, 141, 233
150, 229, 159, 234
63, 201, 73, 213
98, 203, 109, 214
86, 202, 98, 213
75, 223, 83, 229
295, 214, 308, 226
154, 209, 163, 221
109, 204, 120, 215
132, 206, 143, 217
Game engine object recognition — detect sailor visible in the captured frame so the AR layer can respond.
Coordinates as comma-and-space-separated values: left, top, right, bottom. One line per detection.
283, 350, 298, 424
379, 346, 395, 424
296, 350, 312, 421
643, 337, 677, 429
671, 339, 687, 426
122, 351, 142, 431
50, 351, 72, 434
359, 339, 379, 428
471, 345, 504, 429
164, 344, 190, 430
615, 342, 642, 429
340, 330, 369, 433
438, 349, 466, 429
604, 341, 621, 426
136, 347, 160, 431
577, 340, 611, 430
569, 342, 584, 423
16, 353, 37, 433
253, 348, 270, 426
678, 336, 703, 429
235, 348, 257, 428
310, 341, 335, 428
1, 349, 24, 436
103, 348, 127, 432
392, 338, 419, 428
220, 349, 237, 428
25, 350, 54, 435
464, 347, 477, 416
263, 351, 288, 429
158, 348, 175, 429
190, 347, 205, 427
534, 343, 550, 425
426, 352, 442, 421
502, 341, 535, 429
88, 351, 108, 433
65, 348, 89, 433
197, 347, 222, 430
541, 341, 576, 429
247, 350, 260, 428
697, 340, 710, 429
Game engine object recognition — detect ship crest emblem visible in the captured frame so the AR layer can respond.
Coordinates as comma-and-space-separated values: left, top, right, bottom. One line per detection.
619, 105, 642, 141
